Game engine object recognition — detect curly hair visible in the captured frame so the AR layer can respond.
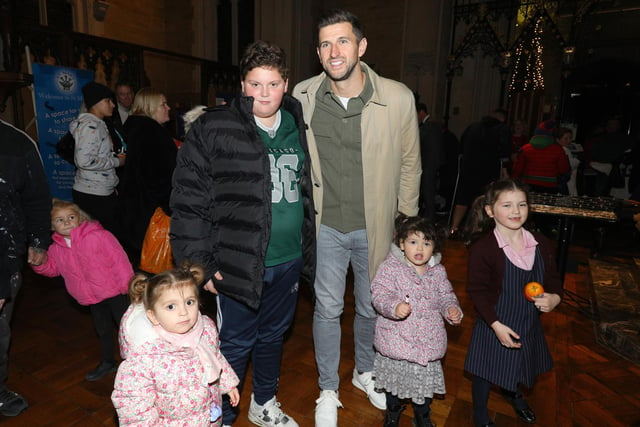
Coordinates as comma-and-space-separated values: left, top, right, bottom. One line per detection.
240, 40, 289, 81
394, 213, 444, 253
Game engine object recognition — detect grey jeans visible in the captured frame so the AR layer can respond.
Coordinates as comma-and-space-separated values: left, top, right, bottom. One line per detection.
313, 224, 377, 391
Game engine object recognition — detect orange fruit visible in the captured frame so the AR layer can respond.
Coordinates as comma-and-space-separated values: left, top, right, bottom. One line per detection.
524, 281, 544, 301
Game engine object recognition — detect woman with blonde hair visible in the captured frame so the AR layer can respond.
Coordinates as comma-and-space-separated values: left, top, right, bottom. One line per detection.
119, 88, 177, 265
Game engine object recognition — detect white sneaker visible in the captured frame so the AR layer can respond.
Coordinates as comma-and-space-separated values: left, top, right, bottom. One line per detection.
315, 390, 343, 427
352, 369, 386, 410
248, 394, 299, 427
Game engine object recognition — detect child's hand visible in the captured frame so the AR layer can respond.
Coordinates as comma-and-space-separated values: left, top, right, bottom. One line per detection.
27, 247, 47, 266
227, 388, 240, 407
533, 293, 561, 313
446, 306, 463, 325
490, 321, 521, 349
395, 302, 411, 319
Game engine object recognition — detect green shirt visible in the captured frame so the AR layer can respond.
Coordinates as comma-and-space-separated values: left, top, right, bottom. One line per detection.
311, 72, 373, 233
260, 109, 304, 267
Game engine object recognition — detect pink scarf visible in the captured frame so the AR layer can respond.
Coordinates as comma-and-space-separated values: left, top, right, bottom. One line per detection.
154, 313, 221, 385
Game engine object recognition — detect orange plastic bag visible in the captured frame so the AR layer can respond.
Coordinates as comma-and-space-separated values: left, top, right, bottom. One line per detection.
139, 207, 173, 274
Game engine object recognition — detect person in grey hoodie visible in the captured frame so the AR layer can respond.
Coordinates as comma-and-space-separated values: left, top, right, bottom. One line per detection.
70, 81, 126, 236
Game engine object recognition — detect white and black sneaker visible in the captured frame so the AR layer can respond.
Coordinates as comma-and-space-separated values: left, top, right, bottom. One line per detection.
248, 393, 299, 427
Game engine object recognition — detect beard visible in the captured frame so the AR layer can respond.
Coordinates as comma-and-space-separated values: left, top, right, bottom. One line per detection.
323, 59, 358, 82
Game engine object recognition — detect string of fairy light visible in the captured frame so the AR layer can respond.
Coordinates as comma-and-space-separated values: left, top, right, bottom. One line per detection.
509, 17, 545, 92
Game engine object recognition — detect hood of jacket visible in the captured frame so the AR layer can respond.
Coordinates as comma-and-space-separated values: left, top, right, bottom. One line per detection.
389, 243, 442, 268
119, 303, 155, 359
529, 134, 555, 149
69, 112, 103, 134
52, 220, 105, 245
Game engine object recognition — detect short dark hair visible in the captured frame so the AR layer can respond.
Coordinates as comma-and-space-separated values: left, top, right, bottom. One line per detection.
317, 9, 364, 42
492, 108, 507, 122
239, 40, 289, 81
394, 214, 443, 253
115, 82, 133, 90
416, 103, 428, 114
553, 126, 572, 140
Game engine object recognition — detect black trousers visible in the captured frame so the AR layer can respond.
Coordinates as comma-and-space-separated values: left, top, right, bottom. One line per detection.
89, 294, 129, 363
472, 375, 528, 425
385, 391, 432, 416
0, 268, 22, 391
72, 190, 122, 240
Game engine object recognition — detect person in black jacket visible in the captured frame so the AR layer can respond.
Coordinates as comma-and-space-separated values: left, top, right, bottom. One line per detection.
449, 108, 510, 236
119, 87, 177, 265
416, 103, 444, 219
170, 41, 315, 427
0, 120, 52, 417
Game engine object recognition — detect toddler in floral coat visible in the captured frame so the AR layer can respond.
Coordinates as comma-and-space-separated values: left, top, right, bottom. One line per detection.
112, 264, 239, 426
372, 215, 463, 427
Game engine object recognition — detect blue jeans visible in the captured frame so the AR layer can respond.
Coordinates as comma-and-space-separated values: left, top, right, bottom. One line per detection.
313, 224, 376, 391
218, 257, 302, 425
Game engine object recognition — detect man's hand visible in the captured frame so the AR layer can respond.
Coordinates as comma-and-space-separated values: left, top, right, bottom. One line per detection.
203, 271, 224, 294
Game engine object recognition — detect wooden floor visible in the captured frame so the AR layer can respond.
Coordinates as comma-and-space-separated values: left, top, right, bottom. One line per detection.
3, 228, 640, 426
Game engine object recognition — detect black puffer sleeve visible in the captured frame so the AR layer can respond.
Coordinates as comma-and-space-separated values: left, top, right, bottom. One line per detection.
170, 114, 219, 281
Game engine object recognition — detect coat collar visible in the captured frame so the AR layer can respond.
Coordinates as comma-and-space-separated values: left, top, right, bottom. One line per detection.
298, 62, 387, 107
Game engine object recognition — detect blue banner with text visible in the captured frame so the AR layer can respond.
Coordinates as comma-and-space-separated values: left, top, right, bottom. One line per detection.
32, 63, 94, 200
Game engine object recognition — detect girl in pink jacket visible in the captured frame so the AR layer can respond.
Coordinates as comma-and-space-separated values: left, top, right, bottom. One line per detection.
31, 199, 132, 382
372, 215, 463, 427
112, 264, 239, 426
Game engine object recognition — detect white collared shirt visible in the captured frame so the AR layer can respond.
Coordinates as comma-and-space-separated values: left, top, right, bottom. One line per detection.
117, 104, 130, 124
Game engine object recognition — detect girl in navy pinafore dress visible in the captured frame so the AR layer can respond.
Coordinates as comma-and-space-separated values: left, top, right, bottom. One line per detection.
463, 179, 563, 427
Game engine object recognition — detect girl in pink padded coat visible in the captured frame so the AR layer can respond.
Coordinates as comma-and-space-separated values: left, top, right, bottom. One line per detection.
371, 215, 463, 427
112, 265, 239, 426
31, 199, 133, 382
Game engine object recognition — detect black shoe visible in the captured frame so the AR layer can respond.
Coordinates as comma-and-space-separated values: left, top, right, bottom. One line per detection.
85, 361, 117, 381
383, 404, 405, 427
0, 389, 28, 417
503, 395, 536, 424
513, 407, 536, 424
413, 412, 435, 427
